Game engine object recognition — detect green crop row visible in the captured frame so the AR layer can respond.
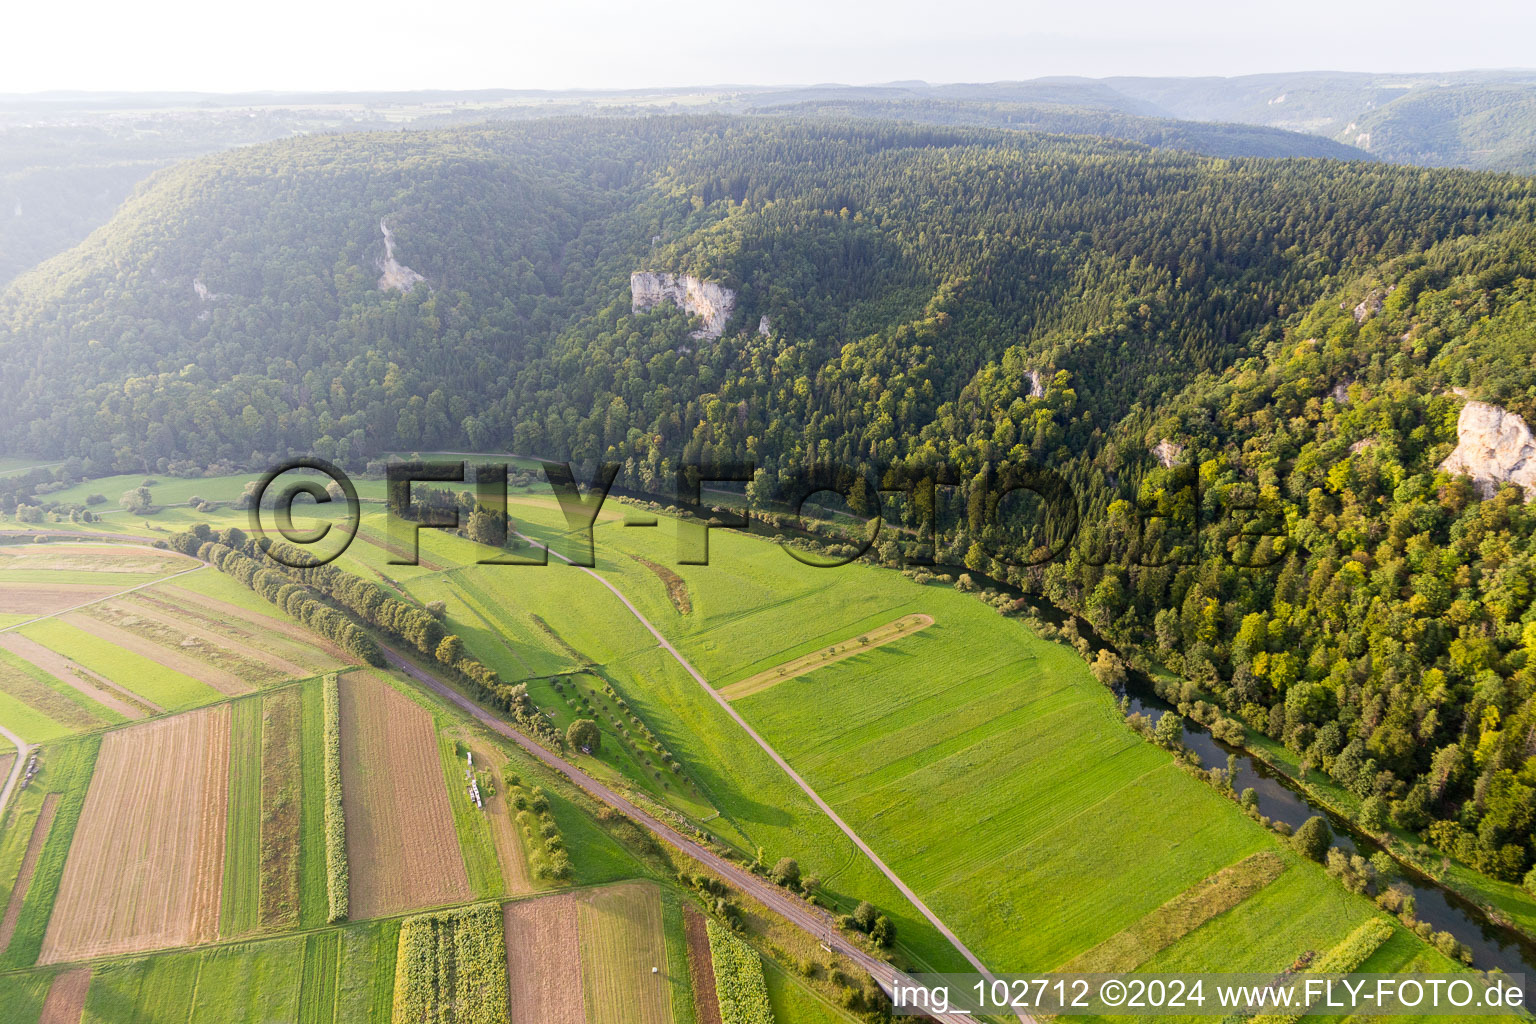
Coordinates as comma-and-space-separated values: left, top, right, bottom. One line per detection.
390, 902, 508, 1024
706, 917, 775, 1024
322, 673, 348, 923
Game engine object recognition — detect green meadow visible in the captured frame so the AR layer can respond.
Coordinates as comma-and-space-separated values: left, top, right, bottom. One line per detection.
17, 618, 221, 710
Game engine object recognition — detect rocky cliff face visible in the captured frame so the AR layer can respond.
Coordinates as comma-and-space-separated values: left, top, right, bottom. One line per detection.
1440, 400, 1536, 497
377, 219, 426, 293
630, 271, 736, 339
1153, 438, 1184, 468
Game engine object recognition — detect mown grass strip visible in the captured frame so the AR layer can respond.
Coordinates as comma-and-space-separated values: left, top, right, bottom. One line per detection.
322, 673, 348, 923
297, 678, 329, 929
0, 735, 100, 970
18, 618, 219, 710
221, 695, 264, 936
390, 902, 508, 1024
706, 918, 773, 1024
1059, 850, 1286, 973
299, 929, 341, 1024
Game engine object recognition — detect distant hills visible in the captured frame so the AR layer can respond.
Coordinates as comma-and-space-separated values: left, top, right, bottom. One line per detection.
1, 70, 1533, 287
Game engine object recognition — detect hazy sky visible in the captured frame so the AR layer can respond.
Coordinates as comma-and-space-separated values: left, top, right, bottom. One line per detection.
8, 0, 1534, 93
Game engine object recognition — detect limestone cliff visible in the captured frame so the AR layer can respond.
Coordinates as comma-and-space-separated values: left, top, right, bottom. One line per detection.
1153, 439, 1184, 468
377, 219, 426, 293
630, 271, 736, 339
1440, 400, 1536, 497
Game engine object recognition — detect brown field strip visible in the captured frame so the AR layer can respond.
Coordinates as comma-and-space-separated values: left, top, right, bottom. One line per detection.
577, 881, 672, 1024
473, 744, 532, 896
102, 597, 310, 679
40, 706, 230, 963
38, 967, 91, 1024
0, 633, 155, 718
156, 585, 352, 661
60, 612, 253, 696
125, 590, 343, 674
683, 905, 723, 1024
630, 555, 691, 614
0, 584, 124, 616
339, 671, 470, 918
258, 689, 302, 929
0, 793, 60, 954
720, 613, 936, 701
504, 893, 585, 1024
0, 543, 195, 574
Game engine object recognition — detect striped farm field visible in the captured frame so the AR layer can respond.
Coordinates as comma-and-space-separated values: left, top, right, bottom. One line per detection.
221, 697, 264, 937
0, 583, 124, 617
338, 671, 470, 919
125, 584, 350, 675
0, 543, 197, 576
504, 892, 584, 1024
61, 611, 253, 696
0, 647, 119, 742
0, 633, 152, 721
17, 618, 221, 711
40, 706, 230, 963
576, 881, 673, 1024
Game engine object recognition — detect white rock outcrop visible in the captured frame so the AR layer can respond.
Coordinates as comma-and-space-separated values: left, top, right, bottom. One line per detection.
1440, 400, 1536, 498
630, 271, 736, 339
1026, 370, 1045, 398
1153, 439, 1184, 468
377, 219, 426, 293
757, 314, 772, 336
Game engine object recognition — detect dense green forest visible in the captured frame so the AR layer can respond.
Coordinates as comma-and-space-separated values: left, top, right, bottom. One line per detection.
6, 115, 1536, 884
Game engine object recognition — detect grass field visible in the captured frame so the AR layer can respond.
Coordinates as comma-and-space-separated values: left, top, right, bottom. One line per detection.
436, 734, 504, 901
259, 687, 304, 930
0, 646, 120, 740
297, 678, 331, 928
221, 695, 265, 936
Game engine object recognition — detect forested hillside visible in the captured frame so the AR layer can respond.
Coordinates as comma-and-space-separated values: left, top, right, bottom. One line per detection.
6, 115, 1536, 883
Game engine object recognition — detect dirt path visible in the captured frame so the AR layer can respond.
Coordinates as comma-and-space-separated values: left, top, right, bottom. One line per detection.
721, 613, 935, 700
683, 905, 723, 1024
472, 743, 533, 895
0, 724, 27, 823
38, 966, 90, 1023
509, 531, 1000, 990
383, 647, 990, 1024
0, 793, 60, 954
0, 633, 156, 718
60, 611, 253, 696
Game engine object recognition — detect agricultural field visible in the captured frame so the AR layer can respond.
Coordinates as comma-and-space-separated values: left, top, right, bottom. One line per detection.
40, 706, 229, 962
337, 670, 471, 918
390, 902, 508, 1024
503, 881, 686, 1024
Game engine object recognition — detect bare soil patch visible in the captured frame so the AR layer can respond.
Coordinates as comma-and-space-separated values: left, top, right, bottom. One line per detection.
60, 611, 253, 696
0, 793, 60, 955
630, 555, 691, 614
38, 966, 91, 1024
156, 585, 352, 661
683, 905, 723, 1024
339, 671, 470, 918
40, 706, 230, 963
0, 584, 122, 616
504, 893, 585, 1024
0, 543, 194, 574
0, 633, 154, 718
721, 613, 936, 700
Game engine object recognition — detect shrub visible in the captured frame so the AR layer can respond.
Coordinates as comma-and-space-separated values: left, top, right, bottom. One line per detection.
1291, 816, 1331, 863
771, 857, 800, 889
322, 674, 348, 922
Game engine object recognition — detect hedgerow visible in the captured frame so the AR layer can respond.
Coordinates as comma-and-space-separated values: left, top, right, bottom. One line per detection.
706, 917, 774, 1024
322, 673, 348, 923
391, 902, 509, 1024
1249, 917, 1395, 1024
